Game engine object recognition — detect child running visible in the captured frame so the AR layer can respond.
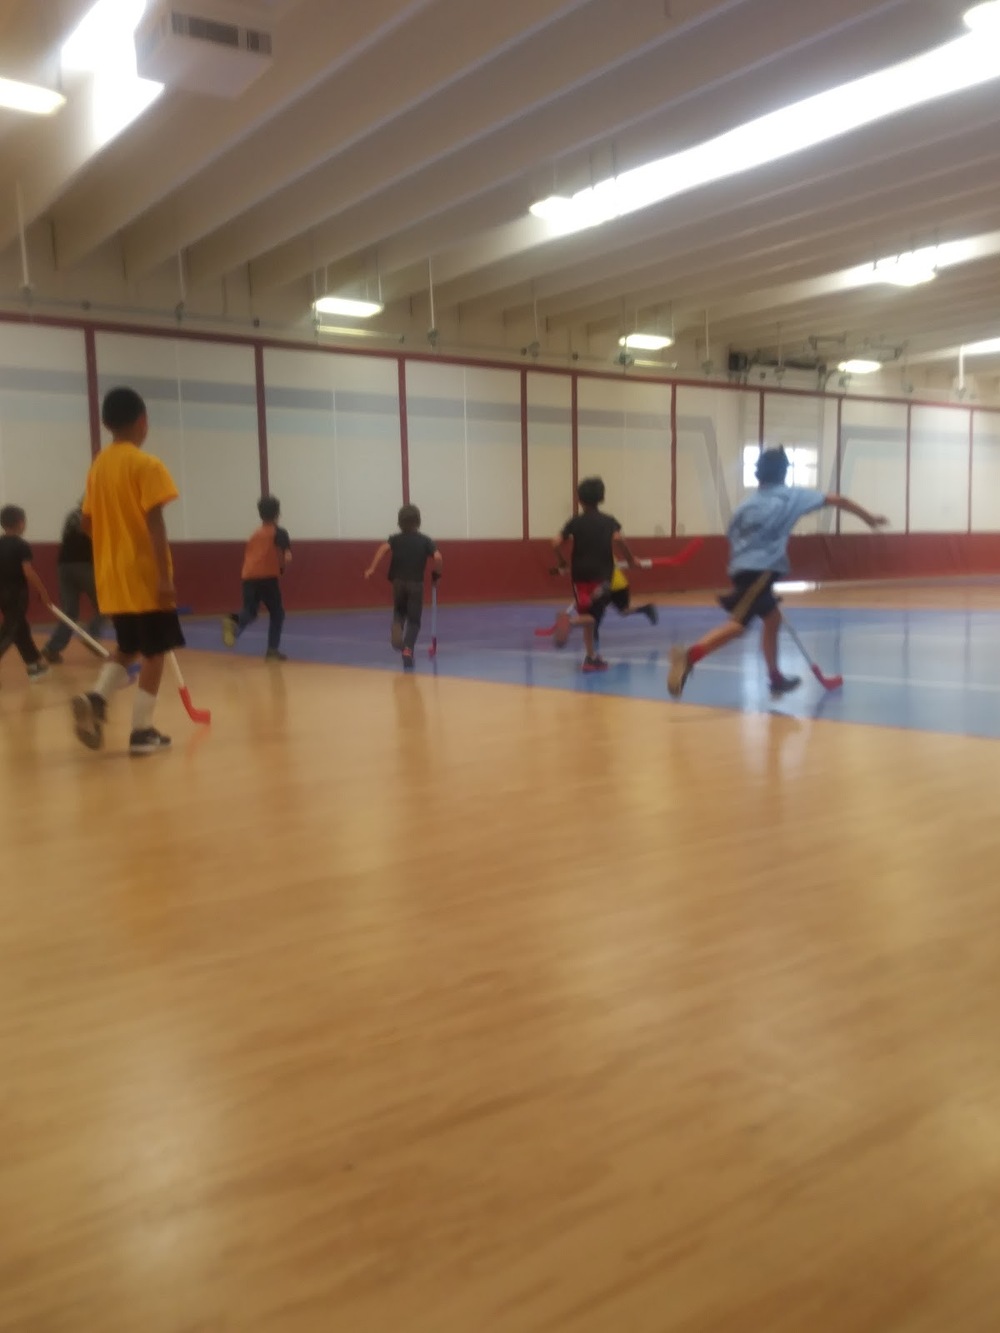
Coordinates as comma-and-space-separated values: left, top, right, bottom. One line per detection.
0, 505, 52, 684
551, 477, 657, 673
71, 387, 184, 755
222, 495, 292, 661
667, 446, 887, 698
364, 504, 442, 670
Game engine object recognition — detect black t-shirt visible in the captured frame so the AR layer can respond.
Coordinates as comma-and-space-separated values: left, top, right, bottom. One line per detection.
561, 510, 621, 582
0, 534, 32, 594
58, 509, 93, 565
388, 531, 437, 582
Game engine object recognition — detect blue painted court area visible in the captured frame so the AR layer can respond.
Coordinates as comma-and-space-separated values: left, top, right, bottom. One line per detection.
182, 601, 1000, 742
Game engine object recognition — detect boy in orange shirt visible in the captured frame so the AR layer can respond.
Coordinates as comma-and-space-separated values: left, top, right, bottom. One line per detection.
72, 387, 184, 755
221, 495, 292, 660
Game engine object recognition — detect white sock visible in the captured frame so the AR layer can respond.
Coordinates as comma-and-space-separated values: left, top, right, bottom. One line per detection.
132, 689, 157, 732
95, 663, 129, 700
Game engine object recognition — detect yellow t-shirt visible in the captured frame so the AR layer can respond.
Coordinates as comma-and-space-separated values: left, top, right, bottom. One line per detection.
83, 442, 179, 615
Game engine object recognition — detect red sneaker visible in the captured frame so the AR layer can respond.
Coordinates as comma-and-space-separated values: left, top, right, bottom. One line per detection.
582, 655, 609, 673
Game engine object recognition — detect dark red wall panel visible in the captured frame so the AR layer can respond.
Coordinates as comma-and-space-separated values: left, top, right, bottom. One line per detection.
27, 534, 1000, 623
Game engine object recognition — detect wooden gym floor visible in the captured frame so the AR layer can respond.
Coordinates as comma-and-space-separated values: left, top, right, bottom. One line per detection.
2, 595, 1000, 1331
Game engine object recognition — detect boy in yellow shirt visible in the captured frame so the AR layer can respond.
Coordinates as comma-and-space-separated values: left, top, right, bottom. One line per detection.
72, 387, 184, 755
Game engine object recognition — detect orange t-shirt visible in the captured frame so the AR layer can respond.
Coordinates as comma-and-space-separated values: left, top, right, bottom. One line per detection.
242, 522, 290, 580
82, 442, 179, 615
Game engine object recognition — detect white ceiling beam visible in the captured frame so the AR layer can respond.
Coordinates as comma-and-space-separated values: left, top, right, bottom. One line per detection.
428, 84, 1000, 311
245, 0, 928, 293
349, 8, 985, 310
123, 0, 594, 281
189, 0, 690, 286
529, 168, 1000, 332
51, 0, 434, 269
700, 271, 1000, 348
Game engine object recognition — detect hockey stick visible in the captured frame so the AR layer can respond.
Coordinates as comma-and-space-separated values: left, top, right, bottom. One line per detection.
782, 615, 843, 691
428, 582, 439, 659
634, 537, 706, 569
50, 605, 108, 657
168, 651, 212, 724
535, 600, 576, 637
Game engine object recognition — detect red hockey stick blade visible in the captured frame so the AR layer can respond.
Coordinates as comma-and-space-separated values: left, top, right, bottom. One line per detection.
811, 665, 844, 691
643, 537, 706, 569
179, 685, 212, 725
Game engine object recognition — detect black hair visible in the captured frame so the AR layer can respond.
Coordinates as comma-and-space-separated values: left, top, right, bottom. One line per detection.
101, 386, 147, 433
577, 476, 605, 508
398, 503, 421, 533
755, 447, 790, 486
258, 495, 281, 522
0, 504, 26, 530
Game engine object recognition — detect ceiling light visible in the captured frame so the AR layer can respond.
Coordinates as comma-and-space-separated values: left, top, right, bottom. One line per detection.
873, 251, 938, 287
839, 359, 882, 375
529, 31, 1000, 236
0, 76, 66, 116
313, 296, 384, 318
619, 333, 674, 351
964, 3, 1000, 32
962, 336, 1000, 356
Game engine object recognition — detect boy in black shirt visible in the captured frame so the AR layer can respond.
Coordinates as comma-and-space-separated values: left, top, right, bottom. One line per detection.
41, 503, 106, 663
551, 477, 656, 672
364, 504, 443, 670
0, 505, 52, 683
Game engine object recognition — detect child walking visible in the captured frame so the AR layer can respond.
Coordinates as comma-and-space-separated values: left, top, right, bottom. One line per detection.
71, 387, 184, 755
0, 505, 52, 684
551, 477, 656, 673
364, 504, 442, 670
222, 495, 292, 661
667, 446, 887, 698
41, 501, 106, 663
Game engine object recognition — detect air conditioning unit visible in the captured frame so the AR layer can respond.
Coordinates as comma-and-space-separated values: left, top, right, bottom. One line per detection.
135, 3, 273, 98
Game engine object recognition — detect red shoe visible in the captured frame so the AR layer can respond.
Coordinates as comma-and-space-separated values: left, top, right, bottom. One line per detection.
553, 612, 571, 648
582, 655, 609, 673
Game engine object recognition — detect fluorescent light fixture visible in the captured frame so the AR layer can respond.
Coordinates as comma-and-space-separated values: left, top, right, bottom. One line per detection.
962, 336, 1000, 356
0, 76, 66, 116
529, 31, 1000, 236
839, 359, 882, 375
313, 296, 384, 318
619, 332, 674, 351
872, 250, 937, 287
964, 2, 1000, 32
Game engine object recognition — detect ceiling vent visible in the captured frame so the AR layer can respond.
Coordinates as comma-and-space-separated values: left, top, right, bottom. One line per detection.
135, 4, 273, 98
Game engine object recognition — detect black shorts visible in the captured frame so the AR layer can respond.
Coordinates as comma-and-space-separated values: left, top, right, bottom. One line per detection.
112, 611, 186, 658
718, 571, 780, 626
573, 580, 629, 624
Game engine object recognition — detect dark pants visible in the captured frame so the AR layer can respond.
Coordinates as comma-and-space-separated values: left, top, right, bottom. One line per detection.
392, 579, 424, 651
236, 577, 285, 651
0, 591, 41, 666
44, 562, 105, 654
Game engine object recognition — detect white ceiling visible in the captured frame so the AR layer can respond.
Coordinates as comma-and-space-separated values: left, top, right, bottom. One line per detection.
1, 0, 999, 387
